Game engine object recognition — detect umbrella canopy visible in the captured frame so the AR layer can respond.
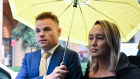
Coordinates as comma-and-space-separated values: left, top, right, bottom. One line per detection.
9, 0, 140, 46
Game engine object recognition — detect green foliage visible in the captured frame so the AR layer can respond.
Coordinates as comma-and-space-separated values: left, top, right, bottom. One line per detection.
8, 66, 21, 72
11, 23, 40, 50
81, 62, 87, 75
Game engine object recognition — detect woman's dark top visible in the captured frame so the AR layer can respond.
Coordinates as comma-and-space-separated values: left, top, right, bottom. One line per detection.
84, 53, 140, 79
88, 76, 115, 79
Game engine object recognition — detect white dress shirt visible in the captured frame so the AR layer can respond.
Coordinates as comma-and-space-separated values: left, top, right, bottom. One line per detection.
41, 44, 59, 78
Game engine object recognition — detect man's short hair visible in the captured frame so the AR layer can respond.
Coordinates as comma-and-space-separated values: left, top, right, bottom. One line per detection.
35, 12, 59, 26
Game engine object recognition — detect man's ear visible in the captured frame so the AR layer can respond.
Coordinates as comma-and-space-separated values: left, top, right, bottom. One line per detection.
58, 28, 61, 37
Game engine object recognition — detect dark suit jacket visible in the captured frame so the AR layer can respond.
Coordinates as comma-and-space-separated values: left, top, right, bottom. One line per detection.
16, 45, 83, 79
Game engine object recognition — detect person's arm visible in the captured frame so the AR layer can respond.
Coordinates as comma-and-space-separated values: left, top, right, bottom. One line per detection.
16, 53, 68, 79
66, 52, 83, 79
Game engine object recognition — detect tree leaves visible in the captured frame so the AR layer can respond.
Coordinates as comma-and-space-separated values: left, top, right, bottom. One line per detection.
11, 23, 40, 50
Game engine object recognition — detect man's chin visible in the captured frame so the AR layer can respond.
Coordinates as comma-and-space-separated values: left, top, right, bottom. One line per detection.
39, 45, 52, 50
39, 44, 57, 50
39, 44, 47, 49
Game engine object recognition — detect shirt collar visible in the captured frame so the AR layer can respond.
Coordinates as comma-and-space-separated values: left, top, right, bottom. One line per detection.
41, 44, 59, 55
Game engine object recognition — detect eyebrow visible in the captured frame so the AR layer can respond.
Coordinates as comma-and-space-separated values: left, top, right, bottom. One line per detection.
96, 34, 104, 37
89, 34, 105, 37
35, 27, 51, 30
35, 28, 39, 30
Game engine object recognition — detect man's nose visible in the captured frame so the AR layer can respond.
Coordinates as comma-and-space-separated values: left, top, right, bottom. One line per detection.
39, 31, 45, 37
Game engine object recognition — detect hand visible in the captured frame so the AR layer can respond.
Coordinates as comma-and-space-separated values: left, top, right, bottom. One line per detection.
45, 65, 69, 79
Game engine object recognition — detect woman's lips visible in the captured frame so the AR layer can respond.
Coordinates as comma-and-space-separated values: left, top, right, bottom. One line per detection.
90, 49, 98, 52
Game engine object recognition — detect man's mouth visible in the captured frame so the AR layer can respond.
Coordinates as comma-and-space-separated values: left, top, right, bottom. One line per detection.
39, 40, 47, 43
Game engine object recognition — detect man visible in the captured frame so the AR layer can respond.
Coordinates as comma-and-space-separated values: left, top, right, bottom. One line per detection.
16, 12, 83, 79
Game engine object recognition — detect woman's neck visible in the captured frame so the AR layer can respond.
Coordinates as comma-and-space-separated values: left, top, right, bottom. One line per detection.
89, 56, 115, 78
89, 70, 115, 78
98, 56, 110, 71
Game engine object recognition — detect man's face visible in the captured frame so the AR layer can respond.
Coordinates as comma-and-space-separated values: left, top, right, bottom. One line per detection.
35, 18, 61, 50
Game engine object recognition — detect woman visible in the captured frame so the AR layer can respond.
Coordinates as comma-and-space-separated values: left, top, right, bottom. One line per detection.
84, 20, 140, 79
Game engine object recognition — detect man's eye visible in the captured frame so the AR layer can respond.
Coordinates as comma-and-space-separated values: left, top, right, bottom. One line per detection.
36, 30, 40, 33
44, 28, 50, 31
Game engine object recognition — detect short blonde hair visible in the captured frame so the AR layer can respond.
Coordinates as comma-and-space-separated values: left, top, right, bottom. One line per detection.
89, 20, 121, 73
35, 12, 59, 27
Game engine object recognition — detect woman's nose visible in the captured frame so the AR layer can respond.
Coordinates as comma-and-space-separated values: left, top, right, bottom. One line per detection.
91, 38, 97, 46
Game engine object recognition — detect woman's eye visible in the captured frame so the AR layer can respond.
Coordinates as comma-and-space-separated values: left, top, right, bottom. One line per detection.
97, 37, 104, 40
89, 37, 93, 40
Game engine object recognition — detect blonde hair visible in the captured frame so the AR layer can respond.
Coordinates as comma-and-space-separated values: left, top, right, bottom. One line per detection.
35, 12, 59, 28
89, 20, 121, 73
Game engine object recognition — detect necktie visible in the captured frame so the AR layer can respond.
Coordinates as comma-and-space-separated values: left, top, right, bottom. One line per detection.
39, 52, 50, 76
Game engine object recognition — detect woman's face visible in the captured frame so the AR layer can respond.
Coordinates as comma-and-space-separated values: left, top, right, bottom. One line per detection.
89, 24, 110, 58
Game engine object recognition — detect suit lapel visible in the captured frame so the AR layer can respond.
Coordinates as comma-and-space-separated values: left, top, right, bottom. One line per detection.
31, 50, 41, 77
47, 45, 64, 75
